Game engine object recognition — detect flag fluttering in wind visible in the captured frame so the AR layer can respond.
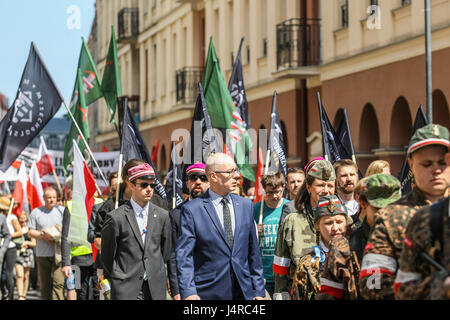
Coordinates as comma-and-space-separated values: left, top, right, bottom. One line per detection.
12, 161, 28, 217
0, 43, 63, 172
203, 37, 255, 181
317, 92, 353, 163
335, 108, 356, 160
398, 105, 429, 194
101, 25, 122, 123
68, 38, 102, 114
121, 99, 167, 202
68, 141, 96, 247
228, 37, 250, 131
267, 91, 287, 178
63, 68, 90, 173
27, 161, 44, 211
37, 136, 55, 178
152, 140, 161, 167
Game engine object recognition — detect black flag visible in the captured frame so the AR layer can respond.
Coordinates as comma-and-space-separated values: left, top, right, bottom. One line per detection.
267, 91, 288, 177
0, 43, 63, 171
121, 98, 167, 202
317, 92, 353, 164
336, 108, 356, 158
397, 105, 428, 194
228, 37, 250, 130
166, 141, 184, 210
187, 82, 222, 165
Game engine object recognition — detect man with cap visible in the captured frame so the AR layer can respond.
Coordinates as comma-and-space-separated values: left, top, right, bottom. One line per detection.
101, 163, 172, 300
167, 162, 209, 300
395, 143, 450, 300
350, 174, 402, 263
359, 123, 450, 300
291, 195, 358, 300
273, 158, 336, 300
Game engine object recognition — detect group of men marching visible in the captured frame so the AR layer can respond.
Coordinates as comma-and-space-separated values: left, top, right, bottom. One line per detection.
5, 123, 448, 300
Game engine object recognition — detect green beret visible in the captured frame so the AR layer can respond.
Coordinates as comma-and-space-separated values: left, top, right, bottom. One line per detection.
407, 124, 449, 155
307, 160, 336, 181
313, 195, 352, 225
360, 174, 401, 208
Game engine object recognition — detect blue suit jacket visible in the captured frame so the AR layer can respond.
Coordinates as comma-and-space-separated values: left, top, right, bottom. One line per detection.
176, 190, 265, 300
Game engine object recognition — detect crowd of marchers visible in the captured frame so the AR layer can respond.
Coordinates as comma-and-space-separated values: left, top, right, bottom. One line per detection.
0, 123, 448, 300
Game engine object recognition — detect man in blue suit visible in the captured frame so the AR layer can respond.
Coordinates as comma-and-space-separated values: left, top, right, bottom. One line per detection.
176, 153, 265, 300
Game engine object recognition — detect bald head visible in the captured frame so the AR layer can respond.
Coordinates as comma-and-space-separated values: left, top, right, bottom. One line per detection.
205, 153, 236, 175
205, 153, 240, 197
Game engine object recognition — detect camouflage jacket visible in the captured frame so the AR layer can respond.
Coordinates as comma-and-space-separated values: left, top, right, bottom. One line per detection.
395, 197, 450, 300
291, 235, 360, 300
359, 187, 431, 300
273, 206, 316, 300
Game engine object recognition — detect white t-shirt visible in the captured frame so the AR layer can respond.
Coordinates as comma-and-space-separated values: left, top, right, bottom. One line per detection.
6, 214, 18, 249
343, 199, 359, 217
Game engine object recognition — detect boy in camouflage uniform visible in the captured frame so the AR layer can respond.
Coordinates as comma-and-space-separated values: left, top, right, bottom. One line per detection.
359, 124, 449, 299
395, 150, 450, 299
291, 195, 358, 300
273, 159, 335, 300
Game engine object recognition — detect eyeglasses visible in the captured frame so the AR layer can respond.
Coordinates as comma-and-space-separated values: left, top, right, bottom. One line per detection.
188, 175, 208, 182
266, 189, 284, 196
134, 182, 156, 189
214, 167, 240, 177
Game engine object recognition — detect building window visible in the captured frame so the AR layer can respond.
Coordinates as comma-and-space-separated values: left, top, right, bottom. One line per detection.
401, 0, 411, 6
341, 0, 349, 28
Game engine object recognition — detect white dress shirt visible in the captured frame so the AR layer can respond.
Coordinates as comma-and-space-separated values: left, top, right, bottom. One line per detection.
130, 197, 149, 244
209, 189, 236, 235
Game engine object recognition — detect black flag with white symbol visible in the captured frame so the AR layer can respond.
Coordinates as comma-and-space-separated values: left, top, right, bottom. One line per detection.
121, 98, 167, 202
267, 91, 287, 177
0, 43, 63, 171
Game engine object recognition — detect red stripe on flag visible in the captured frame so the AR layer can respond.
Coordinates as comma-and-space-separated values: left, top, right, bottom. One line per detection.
27, 179, 43, 210
37, 154, 54, 177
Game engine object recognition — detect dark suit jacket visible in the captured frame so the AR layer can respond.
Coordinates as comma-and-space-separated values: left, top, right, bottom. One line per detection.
167, 200, 188, 297
176, 191, 265, 300
101, 200, 172, 300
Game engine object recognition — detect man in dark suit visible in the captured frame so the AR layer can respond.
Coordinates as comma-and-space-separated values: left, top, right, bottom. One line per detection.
101, 163, 172, 300
168, 162, 209, 300
176, 153, 265, 300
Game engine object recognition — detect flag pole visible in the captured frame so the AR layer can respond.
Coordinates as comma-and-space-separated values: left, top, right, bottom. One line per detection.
258, 149, 271, 226
51, 168, 63, 197
115, 154, 123, 209
7, 198, 15, 217
63, 101, 108, 187
172, 142, 176, 209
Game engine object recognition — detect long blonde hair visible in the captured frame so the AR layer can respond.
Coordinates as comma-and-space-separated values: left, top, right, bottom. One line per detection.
365, 160, 390, 177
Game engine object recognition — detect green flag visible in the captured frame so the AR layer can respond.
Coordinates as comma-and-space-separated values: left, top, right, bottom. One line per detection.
63, 68, 90, 174
203, 37, 255, 181
101, 25, 122, 123
68, 37, 103, 115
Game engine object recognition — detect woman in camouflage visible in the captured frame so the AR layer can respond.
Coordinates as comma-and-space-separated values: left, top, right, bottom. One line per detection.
291, 194, 360, 300
273, 158, 336, 300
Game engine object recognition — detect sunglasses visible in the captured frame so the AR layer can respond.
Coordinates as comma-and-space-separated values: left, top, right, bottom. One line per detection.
188, 175, 208, 182
134, 182, 156, 189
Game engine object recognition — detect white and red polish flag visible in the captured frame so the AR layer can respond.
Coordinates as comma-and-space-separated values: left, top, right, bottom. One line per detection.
68, 140, 96, 247
12, 161, 29, 217
36, 136, 55, 177
27, 161, 44, 211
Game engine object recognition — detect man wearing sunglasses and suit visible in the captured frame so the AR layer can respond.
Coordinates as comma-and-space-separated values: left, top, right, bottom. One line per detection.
168, 162, 210, 300
101, 163, 172, 300
176, 153, 265, 300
